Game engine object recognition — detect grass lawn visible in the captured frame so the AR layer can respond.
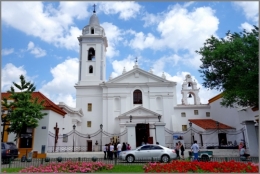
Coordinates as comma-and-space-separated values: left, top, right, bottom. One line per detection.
98, 165, 144, 173
1, 165, 144, 173
1, 168, 23, 173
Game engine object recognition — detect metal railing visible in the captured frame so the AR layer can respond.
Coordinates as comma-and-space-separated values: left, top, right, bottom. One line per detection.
166, 143, 240, 149
2, 156, 259, 169
47, 146, 102, 153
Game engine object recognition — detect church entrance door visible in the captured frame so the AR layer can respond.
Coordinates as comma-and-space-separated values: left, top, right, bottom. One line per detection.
135, 124, 150, 147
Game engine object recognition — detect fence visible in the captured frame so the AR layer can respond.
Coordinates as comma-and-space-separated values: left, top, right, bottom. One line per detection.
2, 157, 259, 168
47, 146, 100, 153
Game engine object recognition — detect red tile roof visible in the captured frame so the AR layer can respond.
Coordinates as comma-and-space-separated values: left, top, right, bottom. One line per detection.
188, 119, 234, 130
1, 92, 66, 116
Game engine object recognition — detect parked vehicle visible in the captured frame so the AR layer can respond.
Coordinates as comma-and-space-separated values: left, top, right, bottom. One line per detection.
189, 150, 213, 161
119, 144, 177, 163
1, 142, 19, 164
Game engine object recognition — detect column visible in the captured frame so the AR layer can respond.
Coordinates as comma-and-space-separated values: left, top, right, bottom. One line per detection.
242, 121, 259, 156
154, 122, 166, 147
126, 123, 137, 149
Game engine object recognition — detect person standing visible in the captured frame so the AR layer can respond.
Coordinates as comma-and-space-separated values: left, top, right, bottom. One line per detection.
117, 142, 122, 156
109, 143, 114, 160
122, 142, 127, 151
179, 141, 185, 159
191, 140, 200, 161
127, 143, 131, 150
107, 143, 111, 160
175, 142, 180, 159
103, 144, 107, 159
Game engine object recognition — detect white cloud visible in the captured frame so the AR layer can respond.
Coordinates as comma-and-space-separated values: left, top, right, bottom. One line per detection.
27, 41, 46, 58
233, 2, 259, 23
2, 48, 14, 56
240, 22, 255, 32
39, 58, 78, 107
99, 2, 141, 20
130, 4, 219, 56
1, 63, 30, 92
1, 2, 87, 52
110, 55, 135, 78
101, 22, 124, 58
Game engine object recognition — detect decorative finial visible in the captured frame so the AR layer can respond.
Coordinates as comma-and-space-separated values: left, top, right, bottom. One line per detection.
122, 67, 126, 74
162, 72, 166, 79
149, 67, 153, 74
135, 57, 138, 63
93, 4, 96, 13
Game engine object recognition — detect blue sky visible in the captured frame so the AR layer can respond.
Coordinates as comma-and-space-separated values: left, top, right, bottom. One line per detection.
1, 1, 258, 107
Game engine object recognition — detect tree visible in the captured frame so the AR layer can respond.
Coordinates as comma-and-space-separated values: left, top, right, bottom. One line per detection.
196, 26, 259, 108
2, 75, 47, 141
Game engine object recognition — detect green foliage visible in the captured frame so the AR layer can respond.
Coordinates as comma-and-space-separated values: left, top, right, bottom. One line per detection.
196, 26, 259, 108
2, 75, 47, 141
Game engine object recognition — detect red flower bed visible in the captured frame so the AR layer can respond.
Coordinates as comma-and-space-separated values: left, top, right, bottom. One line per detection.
143, 160, 259, 173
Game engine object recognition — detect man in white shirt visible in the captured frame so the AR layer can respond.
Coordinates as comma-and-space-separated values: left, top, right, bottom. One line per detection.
109, 143, 114, 160
191, 140, 200, 161
117, 142, 122, 156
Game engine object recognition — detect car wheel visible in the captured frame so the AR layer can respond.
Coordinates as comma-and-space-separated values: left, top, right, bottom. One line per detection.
126, 155, 135, 163
161, 155, 170, 163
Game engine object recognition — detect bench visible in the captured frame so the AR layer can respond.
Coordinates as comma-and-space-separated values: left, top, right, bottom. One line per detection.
240, 156, 252, 161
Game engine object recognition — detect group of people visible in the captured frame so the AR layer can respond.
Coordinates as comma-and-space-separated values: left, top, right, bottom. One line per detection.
176, 140, 251, 161
103, 142, 131, 160
174, 141, 185, 159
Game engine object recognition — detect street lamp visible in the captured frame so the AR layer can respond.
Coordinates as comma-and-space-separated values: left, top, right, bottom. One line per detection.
130, 115, 132, 123
73, 124, 76, 152
1, 108, 12, 142
189, 122, 192, 147
100, 124, 103, 151
158, 115, 161, 122
216, 121, 219, 146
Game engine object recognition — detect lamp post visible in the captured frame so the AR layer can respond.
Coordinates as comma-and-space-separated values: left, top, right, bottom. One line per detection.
158, 115, 161, 122
216, 121, 219, 146
73, 124, 76, 152
1, 108, 12, 142
189, 122, 192, 148
100, 124, 103, 151
130, 115, 132, 123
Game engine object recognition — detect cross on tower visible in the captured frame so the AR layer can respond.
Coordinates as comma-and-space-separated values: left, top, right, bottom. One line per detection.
93, 4, 96, 13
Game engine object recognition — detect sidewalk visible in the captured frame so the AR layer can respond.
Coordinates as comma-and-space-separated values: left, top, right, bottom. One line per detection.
46, 149, 245, 158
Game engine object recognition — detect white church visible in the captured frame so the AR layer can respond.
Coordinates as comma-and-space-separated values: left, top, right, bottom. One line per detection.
2, 9, 259, 158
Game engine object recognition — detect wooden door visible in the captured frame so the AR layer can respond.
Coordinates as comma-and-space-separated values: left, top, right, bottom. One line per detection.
87, 141, 92, 151
148, 137, 153, 144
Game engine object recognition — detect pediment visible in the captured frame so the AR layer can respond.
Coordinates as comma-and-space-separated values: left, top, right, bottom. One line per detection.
107, 68, 170, 84
117, 106, 160, 119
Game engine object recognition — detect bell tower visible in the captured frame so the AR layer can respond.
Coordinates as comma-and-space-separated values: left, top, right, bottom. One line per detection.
181, 74, 201, 105
77, 6, 108, 86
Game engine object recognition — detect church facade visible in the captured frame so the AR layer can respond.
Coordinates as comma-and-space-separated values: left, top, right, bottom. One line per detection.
2, 9, 258, 157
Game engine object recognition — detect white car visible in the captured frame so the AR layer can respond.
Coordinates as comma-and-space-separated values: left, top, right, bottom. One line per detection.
119, 144, 177, 163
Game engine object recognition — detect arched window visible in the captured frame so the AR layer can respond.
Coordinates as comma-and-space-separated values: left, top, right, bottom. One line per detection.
133, 89, 142, 104
88, 48, 95, 61
91, 27, 94, 34
89, 66, 93, 73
